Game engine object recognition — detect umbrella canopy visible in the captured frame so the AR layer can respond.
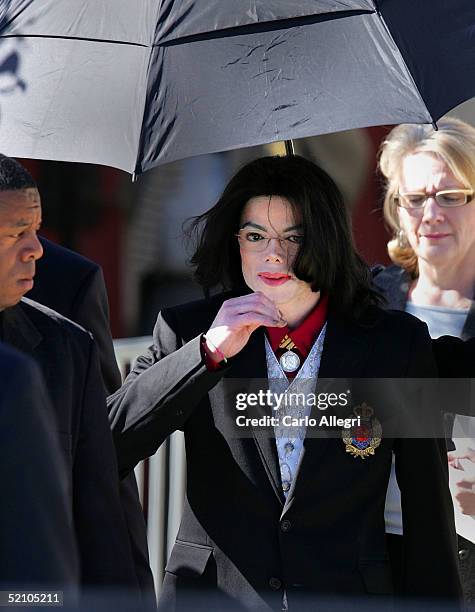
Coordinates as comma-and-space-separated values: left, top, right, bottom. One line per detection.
0, 0, 474, 175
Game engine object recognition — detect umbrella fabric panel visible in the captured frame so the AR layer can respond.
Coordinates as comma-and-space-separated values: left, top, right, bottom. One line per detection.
0, 37, 149, 172
138, 12, 431, 173
0, 0, 160, 46
155, 0, 376, 44
379, 0, 475, 121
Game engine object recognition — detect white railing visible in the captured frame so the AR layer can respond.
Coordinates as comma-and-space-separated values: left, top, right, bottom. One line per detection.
113, 337, 186, 596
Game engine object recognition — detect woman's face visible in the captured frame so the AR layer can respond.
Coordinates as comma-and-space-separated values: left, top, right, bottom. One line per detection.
397, 153, 475, 270
238, 195, 318, 313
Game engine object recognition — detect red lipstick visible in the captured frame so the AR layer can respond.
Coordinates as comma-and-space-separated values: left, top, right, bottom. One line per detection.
258, 272, 291, 286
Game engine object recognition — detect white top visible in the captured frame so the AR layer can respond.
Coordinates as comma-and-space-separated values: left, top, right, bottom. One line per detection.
405, 302, 468, 339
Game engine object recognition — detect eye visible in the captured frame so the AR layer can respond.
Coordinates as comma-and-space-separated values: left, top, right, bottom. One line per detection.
438, 191, 465, 206
286, 235, 304, 244
8, 232, 24, 239
244, 231, 265, 242
404, 194, 425, 207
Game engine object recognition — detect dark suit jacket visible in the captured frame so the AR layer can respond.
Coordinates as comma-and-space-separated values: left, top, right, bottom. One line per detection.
29, 237, 122, 394
28, 237, 154, 598
109, 293, 461, 610
2, 299, 138, 589
0, 343, 78, 591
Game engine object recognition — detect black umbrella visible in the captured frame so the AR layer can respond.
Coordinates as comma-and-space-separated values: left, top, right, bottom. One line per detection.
0, 0, 474, 175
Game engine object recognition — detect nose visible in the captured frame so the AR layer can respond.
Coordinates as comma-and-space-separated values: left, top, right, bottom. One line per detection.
21, 231, 43, 262
421, 195, 444, 224
264, 237, 286, 262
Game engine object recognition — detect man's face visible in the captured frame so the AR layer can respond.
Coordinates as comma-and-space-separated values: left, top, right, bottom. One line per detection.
0, 188, 43, 310
238, 195, 316, 314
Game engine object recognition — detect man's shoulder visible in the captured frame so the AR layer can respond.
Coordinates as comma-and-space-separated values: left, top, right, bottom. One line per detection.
20, 298, 93, 343
0, 342, 38, 378
38, 237, 99, 275
30, 239, 102, 314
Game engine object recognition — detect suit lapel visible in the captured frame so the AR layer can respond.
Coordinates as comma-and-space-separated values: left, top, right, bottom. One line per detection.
317, 313, 373, 380
225, 327, 285, 506
3, 301, 42, 353
282, 313, 375, 515
221, 312, 378, 511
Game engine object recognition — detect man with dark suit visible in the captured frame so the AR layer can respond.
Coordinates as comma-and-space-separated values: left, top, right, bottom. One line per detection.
0, 154, 139, 591
29, 236, 121, 393
28, 236, 155, 598
0, 342, 78, 593
109, 156, 461, 610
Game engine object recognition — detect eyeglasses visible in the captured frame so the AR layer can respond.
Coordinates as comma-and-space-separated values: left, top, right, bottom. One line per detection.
236, 229, 304, 253
395, 189, 474, 209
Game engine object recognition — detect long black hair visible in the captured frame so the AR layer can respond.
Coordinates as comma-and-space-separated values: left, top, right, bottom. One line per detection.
188, 155, 379, 319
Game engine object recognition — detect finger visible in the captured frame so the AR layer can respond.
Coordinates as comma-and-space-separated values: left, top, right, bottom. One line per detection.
454, 453, 475, 464
456, 477, 475, 489
226, 292, 281, 315
237, 312, 286, 329
226, 301, 285, 324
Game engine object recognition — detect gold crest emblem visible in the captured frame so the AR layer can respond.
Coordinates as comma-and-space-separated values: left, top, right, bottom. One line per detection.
342, 403, 382, 459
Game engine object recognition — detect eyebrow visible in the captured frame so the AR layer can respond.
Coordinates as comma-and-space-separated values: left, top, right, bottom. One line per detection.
7, 218, 40, 228
240, 221, 303, 232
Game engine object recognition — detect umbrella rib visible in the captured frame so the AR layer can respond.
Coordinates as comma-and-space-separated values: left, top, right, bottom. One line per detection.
0, 34, 149, 48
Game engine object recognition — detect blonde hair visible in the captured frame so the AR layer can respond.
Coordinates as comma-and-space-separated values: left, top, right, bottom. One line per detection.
378, 117, 475, 276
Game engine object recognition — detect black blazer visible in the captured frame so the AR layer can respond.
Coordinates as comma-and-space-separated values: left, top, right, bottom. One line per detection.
109, 293, 461, 610
2, 299, 138, 589
29, 237, 122, 394
0, 343, 78, 592
27, 237, 154, 598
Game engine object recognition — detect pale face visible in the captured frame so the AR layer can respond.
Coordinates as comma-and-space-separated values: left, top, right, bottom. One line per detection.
397, 153, 475, 270
239, 195, 319, 322
0, 189, 43, 310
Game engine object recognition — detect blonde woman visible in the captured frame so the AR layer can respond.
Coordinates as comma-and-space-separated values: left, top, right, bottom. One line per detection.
374, 117, 475, 603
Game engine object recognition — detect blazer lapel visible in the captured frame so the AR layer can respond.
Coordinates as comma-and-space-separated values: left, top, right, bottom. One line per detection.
317, 313, 373, 380
225, 327, 285, 506
282, 313, 375, 515
3, 301, 42, 353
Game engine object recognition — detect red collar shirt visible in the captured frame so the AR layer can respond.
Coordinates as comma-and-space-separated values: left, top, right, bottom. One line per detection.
266, 293, 328, 376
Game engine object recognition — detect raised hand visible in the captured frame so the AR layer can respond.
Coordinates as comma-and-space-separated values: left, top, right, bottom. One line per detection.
204, 292, 286, 361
